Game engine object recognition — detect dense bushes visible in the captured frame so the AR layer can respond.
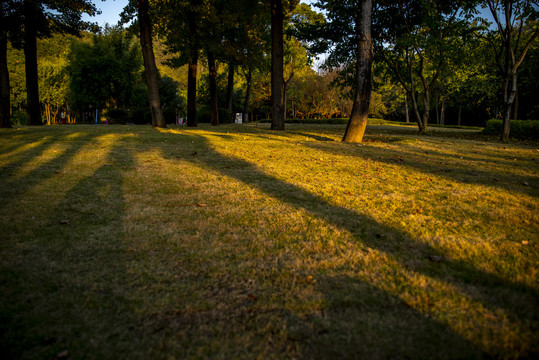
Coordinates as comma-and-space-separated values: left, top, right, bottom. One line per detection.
259, 118, 390, 125
106, 109, 129, 124
483, 119, 539, 139
197, 108, 233, 124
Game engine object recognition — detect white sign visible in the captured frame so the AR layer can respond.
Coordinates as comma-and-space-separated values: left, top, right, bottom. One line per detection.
235, 113, 243, 124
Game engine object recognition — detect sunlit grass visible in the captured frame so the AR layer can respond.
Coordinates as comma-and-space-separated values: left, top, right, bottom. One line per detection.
0, 123, 537, 359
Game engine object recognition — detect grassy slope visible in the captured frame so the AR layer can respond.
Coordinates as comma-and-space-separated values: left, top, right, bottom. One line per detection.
0, 123, 537, 359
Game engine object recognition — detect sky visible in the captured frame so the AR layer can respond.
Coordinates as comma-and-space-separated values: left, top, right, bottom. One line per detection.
84, 0, 497, 29
82, 0, 130, 27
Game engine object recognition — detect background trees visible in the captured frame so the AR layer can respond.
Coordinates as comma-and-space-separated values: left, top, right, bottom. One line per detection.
482, 0, 538, 140
1, 0, 537, 137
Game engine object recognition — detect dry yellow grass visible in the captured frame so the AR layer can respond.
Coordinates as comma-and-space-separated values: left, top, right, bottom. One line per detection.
0, 123, 537, 359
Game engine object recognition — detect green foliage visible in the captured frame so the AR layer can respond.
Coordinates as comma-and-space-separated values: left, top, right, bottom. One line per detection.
259, 117, 390, 125
159, 75, 184, 112
218, 108, 233, 124
484, 119, 539, 139
197, 108, 212, 123
10, 111, 26, 126
129, 107, 151, 125
163, 108, 177, 124
106, 109, 129, 124
66, 27, 143, 112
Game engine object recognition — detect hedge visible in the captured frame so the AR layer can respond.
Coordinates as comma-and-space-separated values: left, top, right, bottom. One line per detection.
258, 118, 390, 125
483, 119, 539, 139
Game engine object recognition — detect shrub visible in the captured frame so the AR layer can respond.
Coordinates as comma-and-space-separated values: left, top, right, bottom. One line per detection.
483, 119, 539, 139
10, 111, 27, 126
197, 108, 232, 124
129, 107, 151, 125
106, 109, 129, 125
258, 118, 391, 125
219, 108, 233, 124
163, 108, 177, 124
197, 108, 211, 123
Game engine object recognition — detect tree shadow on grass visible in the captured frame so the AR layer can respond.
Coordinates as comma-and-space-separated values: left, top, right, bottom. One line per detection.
0, 140, 144, 359
304, 139, 539, 197
156, 132, 537, 357
0, 130, 103, 213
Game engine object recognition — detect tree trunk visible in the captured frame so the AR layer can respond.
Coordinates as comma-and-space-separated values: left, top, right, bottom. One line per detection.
23, 0, 42, 126
440, 96, 446, 125
512, 82, 518, 120
421, 90, 430, 132
243, 67, 252, 123
458, 103, 462, 126
435, 94, 439, 125
342, 0, 372, 143
0, 32, 11, 128
208, 50, 219, 126
137, 0, 165, 128
225, 62, 234, 112
187, 53, 198, 127
405, 94, 409, 123
270, 0, 285, 130
501, 72, 516, 141
410, 90, 423, 131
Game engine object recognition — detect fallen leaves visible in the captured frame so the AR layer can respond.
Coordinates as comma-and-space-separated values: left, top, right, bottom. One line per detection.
59, 219, 70, 225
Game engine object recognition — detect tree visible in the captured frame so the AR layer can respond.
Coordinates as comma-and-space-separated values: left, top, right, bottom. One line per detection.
342, 0, 373, 143
0, 0, 21, 128
23, 0, 41, 125
67, 28, 144, 116
482, 0, 538, 140
136, 0, 165, 128
19, 0, 96, 126
375, 0, 477, 133
151, 0, 205, 127
271, 0, 285, 130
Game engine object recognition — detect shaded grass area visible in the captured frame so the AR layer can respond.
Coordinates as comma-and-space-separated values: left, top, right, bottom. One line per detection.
0, 123, 537, 359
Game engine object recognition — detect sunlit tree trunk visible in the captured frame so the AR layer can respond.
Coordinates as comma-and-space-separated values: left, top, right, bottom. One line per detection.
271, 0, 285, 130
208, 50, 219, 126
137, 0, 165, 128
23, 0, 41, 125
342, 0, 372, 143
187, 53, 198, 127
0, 32, 11, 128
405, 94, 409, 123
225, 62, 234, 112
243, 67, 252, 123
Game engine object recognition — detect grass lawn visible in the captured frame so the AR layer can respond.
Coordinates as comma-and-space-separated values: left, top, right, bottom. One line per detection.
0, 123, 537, 359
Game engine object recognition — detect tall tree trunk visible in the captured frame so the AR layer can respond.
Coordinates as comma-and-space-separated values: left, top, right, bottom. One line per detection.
440, 96, 446, 125
137, 0, 165, 128
283, 81, 288, 120
187, 53, 198, 127
421, 90, 430, 132
512, 82, 518, 120
207, 50, 219, 126
23, 0, 41, 126
410, 90, 423, 131
405, 94, 409, 123
342, 0, 372, 143
243, 67, 252, 123
501, 72, 516, 141
270, 0, 285, 130
0, 32, 11, 128
458, 103, 462, 126
225, 62, 234, 112
435, 93, 439, 125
